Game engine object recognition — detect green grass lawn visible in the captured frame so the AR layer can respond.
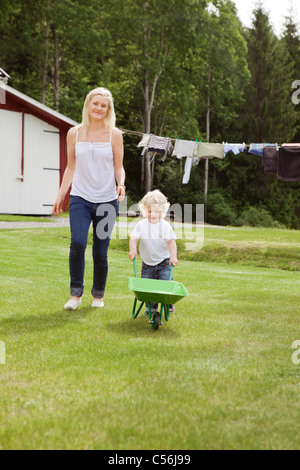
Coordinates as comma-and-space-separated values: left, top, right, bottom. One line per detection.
0, 226, 300, 449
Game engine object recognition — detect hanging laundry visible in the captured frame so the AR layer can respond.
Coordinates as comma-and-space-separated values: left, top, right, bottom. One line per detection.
140, 134, 172, 162
172, 139, 198, 159
172, 139, 199, 184
248, 143, 277, 157
181, 157, 200, 184
262, 146, 278, 175
224, 143, 246, 157
277, 145, 300, 182
194, 142, 224, 160
137, 134, 150, 148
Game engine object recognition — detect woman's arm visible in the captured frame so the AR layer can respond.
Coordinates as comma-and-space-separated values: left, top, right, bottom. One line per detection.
53, 127, 77, 216
112, 128, 126, 201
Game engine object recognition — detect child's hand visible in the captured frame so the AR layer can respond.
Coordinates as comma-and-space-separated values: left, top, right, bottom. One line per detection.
170, 257, 178, 267
129, 251, 137, 261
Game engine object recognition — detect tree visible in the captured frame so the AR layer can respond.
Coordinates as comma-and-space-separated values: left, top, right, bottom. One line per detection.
243, 5, 297, 143
101, 0, 208, 192
39, 0, 109, 114
0, 0, 108, 117
0, 0, 45, 98
281, 10, 300, 142
187, 0, 250, 216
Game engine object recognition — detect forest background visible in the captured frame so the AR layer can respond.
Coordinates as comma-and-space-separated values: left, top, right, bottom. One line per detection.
1, 0, 300, 229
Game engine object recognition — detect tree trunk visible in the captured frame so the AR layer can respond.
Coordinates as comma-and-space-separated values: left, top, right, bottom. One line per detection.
144, 152, 152, 193
53, 29, 60, 110
41, 0, 50, 104
140, 0, 166, 193
204, 64, 211, 221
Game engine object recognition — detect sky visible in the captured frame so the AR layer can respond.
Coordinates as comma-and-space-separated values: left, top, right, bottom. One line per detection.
232, 0, 300, 36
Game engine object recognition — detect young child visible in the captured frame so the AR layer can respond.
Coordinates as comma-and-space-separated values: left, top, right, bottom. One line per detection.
129, 190, 178, 316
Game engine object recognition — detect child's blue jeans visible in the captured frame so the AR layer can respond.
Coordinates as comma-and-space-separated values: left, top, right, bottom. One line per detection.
141, 258, 174, 313
68, 195, 118, 298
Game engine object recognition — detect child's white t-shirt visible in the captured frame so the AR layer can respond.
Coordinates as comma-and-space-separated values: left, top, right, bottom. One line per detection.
130, 218, 176, 266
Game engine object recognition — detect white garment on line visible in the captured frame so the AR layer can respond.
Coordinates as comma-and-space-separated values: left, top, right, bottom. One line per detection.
172, 139, 198, 159
137, 134, 150, 148
182, 156, 199, 184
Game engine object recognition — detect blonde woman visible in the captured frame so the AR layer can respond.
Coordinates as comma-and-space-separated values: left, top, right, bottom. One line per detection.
129, 190, 178, 316
53, 87, 125, 310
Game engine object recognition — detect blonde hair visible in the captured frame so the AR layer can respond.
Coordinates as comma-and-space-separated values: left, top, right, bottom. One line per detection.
78, 87, 116, 140
138, 190, 170, 218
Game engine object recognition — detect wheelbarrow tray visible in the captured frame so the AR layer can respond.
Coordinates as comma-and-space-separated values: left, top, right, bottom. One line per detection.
126, 276, 189, 305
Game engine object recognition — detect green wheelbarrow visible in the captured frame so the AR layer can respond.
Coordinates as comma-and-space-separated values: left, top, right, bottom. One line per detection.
126, 258, 190, 330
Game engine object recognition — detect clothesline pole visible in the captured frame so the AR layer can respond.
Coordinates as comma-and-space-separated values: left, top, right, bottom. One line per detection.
144, 151, 152, 193
204, 158, 209, 222
204, 112, 210, 222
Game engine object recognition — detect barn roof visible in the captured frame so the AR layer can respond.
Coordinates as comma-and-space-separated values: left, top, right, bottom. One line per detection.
4, 84, 78, 129
0, 68, 11, 81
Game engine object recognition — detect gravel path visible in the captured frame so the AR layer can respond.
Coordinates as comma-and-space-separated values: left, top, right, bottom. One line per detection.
0, 217, 70, 229
0, 217, 237, 230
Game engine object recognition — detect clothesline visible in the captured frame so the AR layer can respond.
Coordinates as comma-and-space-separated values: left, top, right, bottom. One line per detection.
119, 127, 297, 147
119, 128, 300, 183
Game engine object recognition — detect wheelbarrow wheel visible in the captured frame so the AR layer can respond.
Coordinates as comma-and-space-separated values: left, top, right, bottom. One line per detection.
152, 312, 160, 330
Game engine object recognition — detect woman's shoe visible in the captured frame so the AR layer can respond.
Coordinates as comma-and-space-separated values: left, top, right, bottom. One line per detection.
91, 299, 104, 308
64, 298, 82, 310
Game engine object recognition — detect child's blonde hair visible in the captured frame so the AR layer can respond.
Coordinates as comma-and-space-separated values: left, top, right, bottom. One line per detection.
138, 190, 170, 218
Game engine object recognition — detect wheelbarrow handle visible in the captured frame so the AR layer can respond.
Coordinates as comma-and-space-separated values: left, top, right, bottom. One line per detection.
133, 257, 173, 280
133, 257, 138, 278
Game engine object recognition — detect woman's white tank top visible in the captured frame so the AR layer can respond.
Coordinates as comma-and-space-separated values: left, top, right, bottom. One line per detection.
70, 129, 118, 203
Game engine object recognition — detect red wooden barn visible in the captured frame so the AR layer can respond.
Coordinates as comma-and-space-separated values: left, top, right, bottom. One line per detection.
0, 71, 77, 214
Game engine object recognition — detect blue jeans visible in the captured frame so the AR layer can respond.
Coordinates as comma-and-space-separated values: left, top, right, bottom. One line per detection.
141, 258, 174, 312
68, 196, 118, 298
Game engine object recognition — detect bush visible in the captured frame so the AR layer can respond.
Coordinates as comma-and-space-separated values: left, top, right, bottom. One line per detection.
237, 206, 286, 228
206, 193, 237, 226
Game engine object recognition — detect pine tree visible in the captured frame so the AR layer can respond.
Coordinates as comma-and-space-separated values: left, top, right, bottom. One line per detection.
243, 6, 297, 143
281, 12, 300, 142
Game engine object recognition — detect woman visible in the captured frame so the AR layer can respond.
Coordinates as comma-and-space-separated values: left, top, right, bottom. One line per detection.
53, 87, 125, 310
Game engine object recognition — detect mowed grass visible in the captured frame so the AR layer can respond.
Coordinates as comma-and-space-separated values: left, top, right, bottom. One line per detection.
0, 226, 300, 450
112, 219, 300, 271
182, 225, 300, 271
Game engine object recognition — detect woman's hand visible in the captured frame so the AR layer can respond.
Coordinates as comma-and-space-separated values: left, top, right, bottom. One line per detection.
53, 194, 64, 216
117, 184, 126, 201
